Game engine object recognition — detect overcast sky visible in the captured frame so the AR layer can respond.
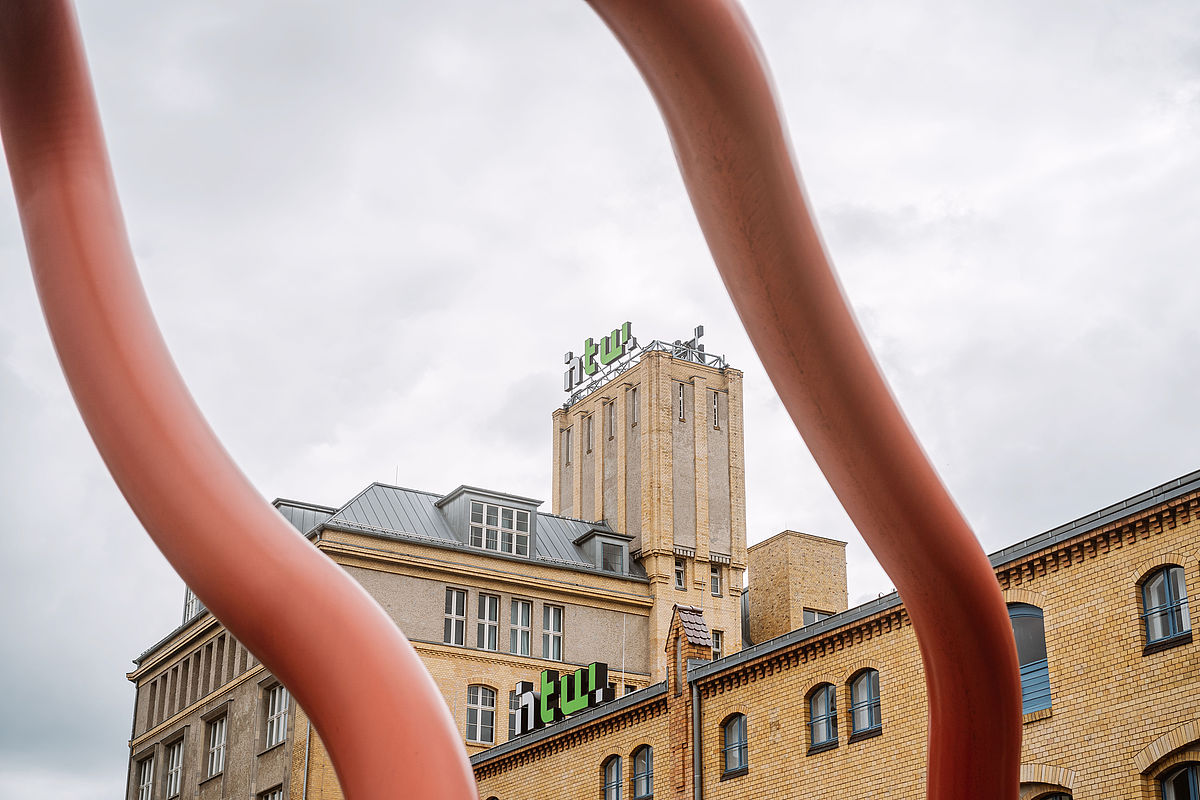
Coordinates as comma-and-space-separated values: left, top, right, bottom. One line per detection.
3, 1, 1200, 797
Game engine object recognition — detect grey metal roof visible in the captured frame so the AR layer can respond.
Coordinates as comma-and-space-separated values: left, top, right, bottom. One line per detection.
274, 499, 335, 535
692, 467, 1200, 685
674, 605, 712, 646
322, 483, 648, 580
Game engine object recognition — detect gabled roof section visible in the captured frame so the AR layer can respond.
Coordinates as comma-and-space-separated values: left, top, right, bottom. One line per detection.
319, 483, 648, 579
670, 604, 712, 647
274, 498, 335, 535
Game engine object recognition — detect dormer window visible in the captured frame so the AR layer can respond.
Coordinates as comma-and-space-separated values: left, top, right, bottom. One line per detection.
469, 501, 530, 556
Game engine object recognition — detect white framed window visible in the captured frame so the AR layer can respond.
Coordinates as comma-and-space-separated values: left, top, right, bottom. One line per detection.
265, 684, 289, 748
183, 587, 204, 623
136, 755, 154, 800
677, 383, 686, 420
466, 685, 496, 744
674, 559, 686, 590
607, 401, 616, 440
585, 414, 594, 453
630, 387, 639, 426
710, 564, 722, 596
510, 599, 531, 656
444, 588, 467, 645
712, 391, 720, 429
207, 715, 227, 777
543, 605, 563, 661
477, 594, 499, 651
508, 689, 520, 739
259, 787, 284, 800
712, 630, 724, 660
164, 739, 183, 798
469, 501, 530, 556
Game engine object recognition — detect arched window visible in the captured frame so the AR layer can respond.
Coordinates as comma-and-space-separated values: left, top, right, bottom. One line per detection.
1142, 566, 1191, 645
1008, 604, 1051, 714
849, 669, 881, 735
721, 714, 748, 774
602, 755, 622, 800
1162, 763, 1199, 800
1035, 794, 1070, 800
466, 685, 496, 744
631, 745, 653, 799
808, 684, 837, 749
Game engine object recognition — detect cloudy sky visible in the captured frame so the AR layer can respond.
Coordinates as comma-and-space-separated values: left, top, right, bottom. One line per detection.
3, 1, 1200, 797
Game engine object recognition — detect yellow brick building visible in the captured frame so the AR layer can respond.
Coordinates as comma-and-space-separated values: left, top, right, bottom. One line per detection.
123, 331, 751, 800
474, 472, 1200, 800
122, 326, 1200, 800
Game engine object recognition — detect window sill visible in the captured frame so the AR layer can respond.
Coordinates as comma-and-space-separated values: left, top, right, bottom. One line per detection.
720, 767, 748, 782
1144, 630, 1192, 656
198, 772, 223, 788
807, 740, 838, 756
257, 741, 286, 758
849, 726, 883, 744
1022, 708, 1052, 724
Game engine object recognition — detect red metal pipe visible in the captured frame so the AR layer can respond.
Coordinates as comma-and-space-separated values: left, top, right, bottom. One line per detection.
585, 1, 1023, 797
0, 4, 476, 799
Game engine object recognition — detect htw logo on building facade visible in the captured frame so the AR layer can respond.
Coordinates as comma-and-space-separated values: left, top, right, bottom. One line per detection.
514, 661, 617, 736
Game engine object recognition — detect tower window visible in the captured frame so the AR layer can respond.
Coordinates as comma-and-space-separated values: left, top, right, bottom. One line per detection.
711, 564, 722, 596
712, 391, 720, 429
674, 559, 686, 590
585, 414, 594, 453
607, 401, 616, 439
563, 427, 572, 465
712, 629, 723, 660
630, 386, 639, 427
678, 383, 686, 421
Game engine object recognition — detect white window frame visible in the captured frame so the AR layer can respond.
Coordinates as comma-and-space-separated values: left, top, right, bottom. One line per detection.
674, 559, 686, 590
477, 594, 500, 651
712, 629, 723, 660
265, 684, 289, 748
444, 588, 467, 646
466, 685, 496, 744
585, 414, 594, 453
183, 587, 204, 623
712, 391, 720, 429
259, 788, 284, 800
207, 715, 227, 777
137, 755, 154, 800
164, 739, 183, 798
543, 605, 564, 661
508, 689, 520, 739
710, 564, 722, 596
510, 599, 531, 656
469, 501, 530, 556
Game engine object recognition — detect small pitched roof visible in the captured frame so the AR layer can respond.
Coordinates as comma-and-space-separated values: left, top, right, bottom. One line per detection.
672, 604, 712, 647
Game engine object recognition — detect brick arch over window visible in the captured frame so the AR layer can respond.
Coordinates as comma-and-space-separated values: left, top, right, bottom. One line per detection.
1003, 587, 1048, 608
841, 657, 884, 680
1019, 762, 1076, 789
1130, 553, 1193, 585
1134, 720, 1200, 775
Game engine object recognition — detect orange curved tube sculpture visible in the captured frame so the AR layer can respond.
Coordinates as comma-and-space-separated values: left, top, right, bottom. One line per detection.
0, 1, 1020, 799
